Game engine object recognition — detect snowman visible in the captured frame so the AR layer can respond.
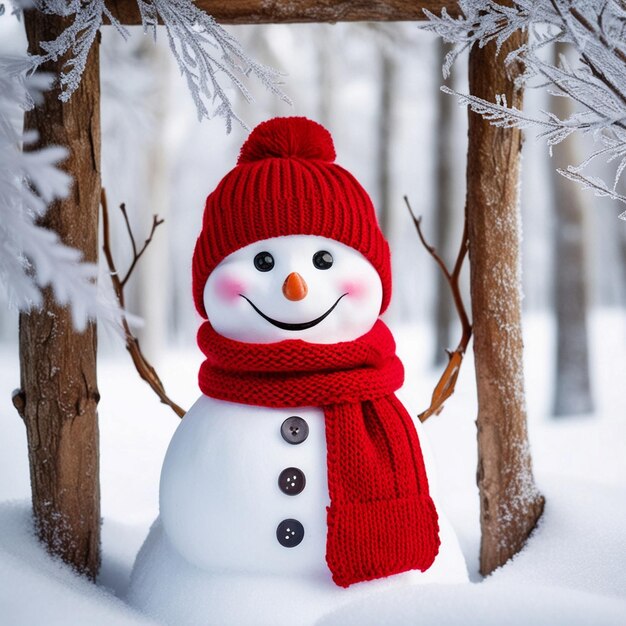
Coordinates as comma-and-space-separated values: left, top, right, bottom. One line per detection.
128, 117, 468, 625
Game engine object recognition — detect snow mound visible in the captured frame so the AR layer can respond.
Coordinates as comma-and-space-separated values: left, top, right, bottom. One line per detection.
495, 477, 626, 599
319, 581, 626, 626
1, 312, 625, 624
320, 476, 626, 625
0, 502, 154, 626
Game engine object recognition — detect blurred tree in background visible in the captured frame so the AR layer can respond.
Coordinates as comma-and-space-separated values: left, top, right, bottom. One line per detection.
550, 43, 594, 418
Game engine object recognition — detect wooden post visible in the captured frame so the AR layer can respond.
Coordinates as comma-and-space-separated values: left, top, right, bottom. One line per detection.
15, 11, 101, 579
466, 32, 545, 575
13, 0, 541, 582
106, 0, 459, 24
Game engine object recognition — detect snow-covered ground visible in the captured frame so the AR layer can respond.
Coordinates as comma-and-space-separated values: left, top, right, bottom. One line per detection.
1, 310, 625, 624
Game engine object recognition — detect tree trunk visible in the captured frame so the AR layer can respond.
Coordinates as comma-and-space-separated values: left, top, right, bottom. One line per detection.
15, 11, 101, 580
551, 44, 594, 417
316, 26, 334, 129
620, 227, 626, 304
433, 38, 456, 365
135, 40, 170, 361
467, 32, 545, 576
377, 50, 394, 238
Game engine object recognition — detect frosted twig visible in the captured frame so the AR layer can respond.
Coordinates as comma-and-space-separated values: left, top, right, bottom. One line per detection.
28, 0, 127, 101
26, 0, 290, 132
424, 0, 626, 214
557, 168, 626, 219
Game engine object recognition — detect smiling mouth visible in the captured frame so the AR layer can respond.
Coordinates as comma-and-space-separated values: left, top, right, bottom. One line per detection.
239, 294, 348, 331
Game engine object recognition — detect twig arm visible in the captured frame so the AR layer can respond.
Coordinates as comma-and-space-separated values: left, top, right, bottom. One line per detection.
101, 188, 186, 419
404, 196, 472, 422
121, 211, 164, 288
449, 219, 472, 339
404, 195, 452, 281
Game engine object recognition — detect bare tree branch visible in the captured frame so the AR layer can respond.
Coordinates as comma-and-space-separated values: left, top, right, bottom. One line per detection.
425, 0, 626, 210
119, 204, 164, 288
404, 195, 472, 422
101, 188, 186, 419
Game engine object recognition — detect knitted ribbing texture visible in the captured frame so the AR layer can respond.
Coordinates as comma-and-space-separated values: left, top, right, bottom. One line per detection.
191, 117, 392, 317
197, 320, 441, 587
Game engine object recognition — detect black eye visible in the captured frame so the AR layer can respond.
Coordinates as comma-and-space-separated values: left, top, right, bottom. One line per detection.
312, 250, 333, 270
254, 252, 274, 272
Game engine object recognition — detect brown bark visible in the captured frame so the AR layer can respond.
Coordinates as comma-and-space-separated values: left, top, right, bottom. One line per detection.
551, 43, 593, 417
15, 11, 101, 579
106, 0, 459, 24
467, 33, 545, 575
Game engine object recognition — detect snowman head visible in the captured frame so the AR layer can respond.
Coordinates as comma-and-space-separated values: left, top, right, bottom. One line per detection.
202, 234, 382, 343
192, 117, 391, 344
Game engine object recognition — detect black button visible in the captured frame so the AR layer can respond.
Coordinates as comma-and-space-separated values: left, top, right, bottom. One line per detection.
280, 416, 309, 444
276, 519, 304, 547
278, 467, 306, 495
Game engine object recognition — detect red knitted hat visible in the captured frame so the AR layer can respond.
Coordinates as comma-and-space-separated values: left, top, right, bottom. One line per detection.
192, 117, 392, 318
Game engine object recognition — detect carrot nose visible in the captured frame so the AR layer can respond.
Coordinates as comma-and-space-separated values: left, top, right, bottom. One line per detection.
282, 272, 308, 301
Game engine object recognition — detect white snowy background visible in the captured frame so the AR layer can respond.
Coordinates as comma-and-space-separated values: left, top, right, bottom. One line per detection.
1, 10, 625, 626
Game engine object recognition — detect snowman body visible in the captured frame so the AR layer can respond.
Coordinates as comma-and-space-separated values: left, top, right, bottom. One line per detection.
160, 397, 329, 577
129, 398, 468, 626
128, 234, 468, 625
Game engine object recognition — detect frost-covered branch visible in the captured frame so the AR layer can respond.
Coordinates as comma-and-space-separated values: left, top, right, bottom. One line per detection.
424, 0, 626, 215
24, 0, 290, 131
27, 0, 127, 101
138, 0, 290, 130
0, 57, 101, 330
2, 0, 290, 328
558, 168, 626, 219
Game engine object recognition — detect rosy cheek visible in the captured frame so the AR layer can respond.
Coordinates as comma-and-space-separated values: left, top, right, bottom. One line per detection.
214, 276, 246, 303
341, 280, 368, 299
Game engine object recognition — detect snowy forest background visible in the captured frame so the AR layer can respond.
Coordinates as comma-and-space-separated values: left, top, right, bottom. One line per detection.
1, 5, 626, 624
2, 13, 625, 356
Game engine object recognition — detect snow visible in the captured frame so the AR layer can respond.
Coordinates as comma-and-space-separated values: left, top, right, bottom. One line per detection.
1, 309, 625, 624
0, 503, 153, 625
128, 514, 467, 626
320, 577, 626, 626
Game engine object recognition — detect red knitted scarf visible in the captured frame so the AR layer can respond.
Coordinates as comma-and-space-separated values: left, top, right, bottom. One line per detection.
197, 320, 440, 587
